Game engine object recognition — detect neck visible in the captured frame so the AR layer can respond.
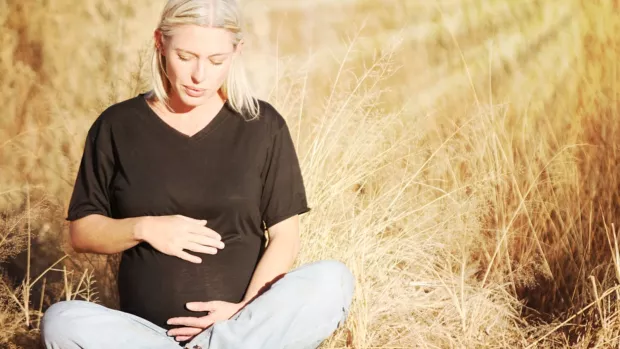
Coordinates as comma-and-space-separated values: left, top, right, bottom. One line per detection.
150, 90, 226, 117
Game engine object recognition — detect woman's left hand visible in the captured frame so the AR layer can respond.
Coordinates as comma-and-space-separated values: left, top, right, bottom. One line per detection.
166, 300, 247, 342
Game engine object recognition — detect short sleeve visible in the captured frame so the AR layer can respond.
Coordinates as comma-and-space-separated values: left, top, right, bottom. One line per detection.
65, 118, 115, 221
259, 120, 311, 229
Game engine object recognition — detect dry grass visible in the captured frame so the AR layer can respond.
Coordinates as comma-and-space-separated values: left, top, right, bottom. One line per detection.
1, 0, 620, 348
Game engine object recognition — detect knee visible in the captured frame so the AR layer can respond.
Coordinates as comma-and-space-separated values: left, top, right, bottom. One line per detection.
306, 259, 356, 305
41, 300, 87, 344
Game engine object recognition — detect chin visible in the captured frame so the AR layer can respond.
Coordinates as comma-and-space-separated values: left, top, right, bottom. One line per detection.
179, 95, 205, 107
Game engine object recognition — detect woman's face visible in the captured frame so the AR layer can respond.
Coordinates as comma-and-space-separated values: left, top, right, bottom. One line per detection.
157, 24, 239, 109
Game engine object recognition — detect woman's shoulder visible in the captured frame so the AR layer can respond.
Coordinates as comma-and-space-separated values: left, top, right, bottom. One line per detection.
86, 94, 146, 135
252, 99, 289, 136
96, 94, 145, 124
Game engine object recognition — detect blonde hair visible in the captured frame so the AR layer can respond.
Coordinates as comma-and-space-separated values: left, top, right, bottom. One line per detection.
150, 0, 259, 120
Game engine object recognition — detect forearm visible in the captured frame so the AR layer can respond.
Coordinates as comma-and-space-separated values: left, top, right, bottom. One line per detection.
69, 214, 146, 254
241, 234, 300, 304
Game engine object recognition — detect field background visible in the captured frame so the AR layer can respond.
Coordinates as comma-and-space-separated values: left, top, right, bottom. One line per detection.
1, 0, 620, 348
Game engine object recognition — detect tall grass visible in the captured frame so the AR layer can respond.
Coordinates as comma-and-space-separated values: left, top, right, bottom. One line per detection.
1, 0, 619, 348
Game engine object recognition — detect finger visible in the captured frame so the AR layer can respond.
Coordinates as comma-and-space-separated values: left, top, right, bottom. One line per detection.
176, 250, 202, 264
175, 336, 192, 342
167, 317, 204, 327
184, 242, 218, 255
200, 317, 216, 329
177, 215, 207, 225
187, 225, 222, 241
187, 301, 218, 312
181, 315, 215, 330
187, 235, 225, 250
167, 327, 203, 337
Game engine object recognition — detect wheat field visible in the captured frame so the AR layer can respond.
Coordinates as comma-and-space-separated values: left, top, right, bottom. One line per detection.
1, 0, 619, 348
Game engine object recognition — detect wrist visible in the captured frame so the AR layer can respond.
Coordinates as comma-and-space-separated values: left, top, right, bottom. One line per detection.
132, 216, 151, 242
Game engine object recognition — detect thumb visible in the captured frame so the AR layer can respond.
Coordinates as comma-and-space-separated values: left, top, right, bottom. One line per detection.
177, 215, 207, 225
186, 301, 218, 312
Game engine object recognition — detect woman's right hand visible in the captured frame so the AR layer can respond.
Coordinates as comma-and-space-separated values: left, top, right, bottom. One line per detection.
135, 214, 225, 263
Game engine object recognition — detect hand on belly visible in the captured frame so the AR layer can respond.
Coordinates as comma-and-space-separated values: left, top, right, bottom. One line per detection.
137, 214, 226, 263
165, 300, 247, 342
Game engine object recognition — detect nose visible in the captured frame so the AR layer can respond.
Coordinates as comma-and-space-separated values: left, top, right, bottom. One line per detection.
191, 60, 206, 84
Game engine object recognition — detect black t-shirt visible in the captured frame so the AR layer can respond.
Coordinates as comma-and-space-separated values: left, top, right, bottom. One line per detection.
66, 93, 310, 329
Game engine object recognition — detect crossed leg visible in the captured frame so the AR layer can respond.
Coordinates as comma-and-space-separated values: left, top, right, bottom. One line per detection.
41, 259, 355, 349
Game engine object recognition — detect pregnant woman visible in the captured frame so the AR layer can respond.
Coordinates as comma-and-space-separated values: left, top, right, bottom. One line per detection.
40, 0, 355, 348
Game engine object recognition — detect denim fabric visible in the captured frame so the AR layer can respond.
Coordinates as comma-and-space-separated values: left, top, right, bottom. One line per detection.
41, 259, 355, 349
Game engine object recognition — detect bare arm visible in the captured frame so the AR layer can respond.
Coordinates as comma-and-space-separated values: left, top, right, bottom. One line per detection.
240, 215, 301, 305
69, 214, 223, 261
69, 214, 146, 254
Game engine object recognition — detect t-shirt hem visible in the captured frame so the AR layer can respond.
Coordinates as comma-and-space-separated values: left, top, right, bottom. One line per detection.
65, 209, 109, 222
264, 206, 311, 230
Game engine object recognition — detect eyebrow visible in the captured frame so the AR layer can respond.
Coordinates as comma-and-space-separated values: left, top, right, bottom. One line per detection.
175, 48, 232, 58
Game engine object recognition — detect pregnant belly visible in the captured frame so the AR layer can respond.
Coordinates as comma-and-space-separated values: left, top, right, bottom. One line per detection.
117, 238, 261, 330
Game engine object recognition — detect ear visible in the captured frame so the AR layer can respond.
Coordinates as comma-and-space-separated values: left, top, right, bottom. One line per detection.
154, 29, 165, 56
234, 39, 245, 57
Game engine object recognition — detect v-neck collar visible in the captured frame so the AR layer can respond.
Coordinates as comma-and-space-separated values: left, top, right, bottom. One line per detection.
139, 93, 230, 142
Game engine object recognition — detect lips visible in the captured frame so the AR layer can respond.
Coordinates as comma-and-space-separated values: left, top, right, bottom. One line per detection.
183, 85, 206, 97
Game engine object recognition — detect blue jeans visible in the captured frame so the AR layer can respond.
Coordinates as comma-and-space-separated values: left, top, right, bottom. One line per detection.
41, 259, 355, 349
